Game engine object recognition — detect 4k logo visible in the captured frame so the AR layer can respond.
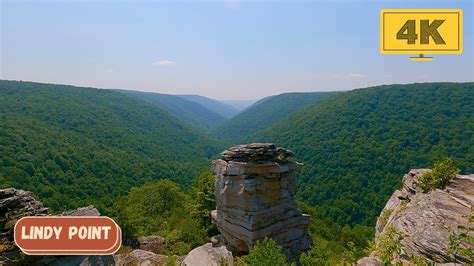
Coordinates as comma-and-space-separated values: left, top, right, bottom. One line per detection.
380, 9, 463, 60
397, 20, 445, 45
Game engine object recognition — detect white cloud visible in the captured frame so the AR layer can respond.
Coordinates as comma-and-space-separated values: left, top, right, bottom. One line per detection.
348, 73, 367, 78
106, 68, 114, 73
152, 60, 176, 66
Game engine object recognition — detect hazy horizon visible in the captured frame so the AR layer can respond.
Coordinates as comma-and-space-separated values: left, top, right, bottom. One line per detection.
1, 0, 473, 100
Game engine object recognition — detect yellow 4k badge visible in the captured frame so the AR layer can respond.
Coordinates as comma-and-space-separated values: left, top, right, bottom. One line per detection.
380, 9, 463, 60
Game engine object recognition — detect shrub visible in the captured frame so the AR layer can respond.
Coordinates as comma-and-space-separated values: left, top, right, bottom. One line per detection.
375, 225, 404, 264
377, 208, 393, 229
418, 158, 460, 192
243, 238, 287, 266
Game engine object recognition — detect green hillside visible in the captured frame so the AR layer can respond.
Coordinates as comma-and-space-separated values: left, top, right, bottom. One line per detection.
0, 80, 222, 213
213, 92, 334, 141
251, 83, 474, 226
117, 90, 227, 130
178, 94, 240, 118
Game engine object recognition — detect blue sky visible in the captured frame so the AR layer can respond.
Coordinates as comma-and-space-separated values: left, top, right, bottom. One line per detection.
1, 0, 472, 100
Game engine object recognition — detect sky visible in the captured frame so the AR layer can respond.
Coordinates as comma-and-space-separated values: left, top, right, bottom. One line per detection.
1, 0, 473, 100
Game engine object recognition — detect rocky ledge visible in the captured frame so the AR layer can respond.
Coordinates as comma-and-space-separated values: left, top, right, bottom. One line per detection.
221, 143, 294, 163
212, 143, 312, 260
359, 169, 474, 265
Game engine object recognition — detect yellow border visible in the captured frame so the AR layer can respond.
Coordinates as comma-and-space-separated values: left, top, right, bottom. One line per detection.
380, 9, 463, 54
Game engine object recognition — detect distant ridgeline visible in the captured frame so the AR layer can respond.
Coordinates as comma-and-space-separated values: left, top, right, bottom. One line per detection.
0, 80, 222, 213
116, 90, 234, 130
213, 92, 335, 141
1, 80, 473, 229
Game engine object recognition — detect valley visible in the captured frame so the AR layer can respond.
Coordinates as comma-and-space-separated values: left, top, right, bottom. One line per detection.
1, 80, 473, 264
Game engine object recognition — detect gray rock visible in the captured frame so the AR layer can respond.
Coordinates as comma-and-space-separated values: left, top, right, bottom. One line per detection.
182, 243, 233, 266
357, 256, 384, 266
0, 188, 49, 261
221, 143, 294, 163
212, 144, 312, 260
0, 188, 102, 264
61, 205, 101, 216
373, 169, 474, 264
114, 249, 167, 266
138, 235, 166, 254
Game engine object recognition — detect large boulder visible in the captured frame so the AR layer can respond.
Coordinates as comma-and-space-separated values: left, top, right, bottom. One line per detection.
212, 143, 312, 260
361, 169, 474, 264
182, 243, 233, 266
61, 205, 100, 216
138, 235, 166, 254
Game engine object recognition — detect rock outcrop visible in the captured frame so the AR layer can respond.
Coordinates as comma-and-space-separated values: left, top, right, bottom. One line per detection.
114, 249, 167, 266
138, 235, 166, 255
0, 187, 103, 264
359, 169, 474, 265
0, 188, 49, 259
182, 243, 234, 266
61, 205, 101, 216
212, 143, 312, 260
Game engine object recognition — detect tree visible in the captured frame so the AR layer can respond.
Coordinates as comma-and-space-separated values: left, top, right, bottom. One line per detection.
114, 179, 185, 237
191, 171, 216, 234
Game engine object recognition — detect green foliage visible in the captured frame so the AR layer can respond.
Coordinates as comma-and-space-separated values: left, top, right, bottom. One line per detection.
117, 90, 228, 130
164, 256, 179, 266
299, 242, 330, 266
243, 238, 288, 266
114, 179, 207, 255
190, 171, 217, 236
378, 208, 393, 229
418, 158, 460, 192
248, 83, 474, 226
214, 92, 334, 141
375, 225, 405, 264
298, 202, 373, 264
0, 80, 222, 213
448, 216, 474, 263
408, 255, 433, 265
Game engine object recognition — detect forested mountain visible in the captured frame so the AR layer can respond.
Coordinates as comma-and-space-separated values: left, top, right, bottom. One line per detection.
251, 83, 474, 226
117, 90, 227, 130
0, 80, 222, 213
213, 92, 334, 141
178, 94, 240, 118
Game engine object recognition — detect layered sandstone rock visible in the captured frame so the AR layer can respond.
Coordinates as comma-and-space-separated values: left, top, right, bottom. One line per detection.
359, 169, 474, 265
212, 143, 312, 260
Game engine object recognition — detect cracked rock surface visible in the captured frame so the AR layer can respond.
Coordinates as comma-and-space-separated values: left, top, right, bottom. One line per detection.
359, 169, 474, 265
212, 143, 311, 260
